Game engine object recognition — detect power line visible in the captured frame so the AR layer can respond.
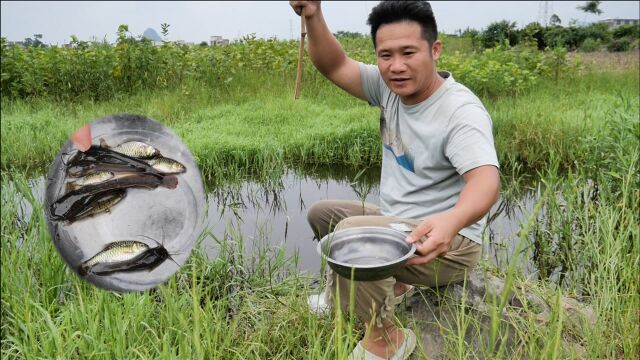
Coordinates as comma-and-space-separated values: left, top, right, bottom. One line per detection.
538, 1, 552, 26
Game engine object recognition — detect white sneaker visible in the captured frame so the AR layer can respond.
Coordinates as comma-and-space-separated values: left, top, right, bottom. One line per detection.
307, 290, 331, 315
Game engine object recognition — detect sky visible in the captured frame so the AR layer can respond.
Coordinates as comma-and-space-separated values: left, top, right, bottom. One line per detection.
1, 1, 638, 45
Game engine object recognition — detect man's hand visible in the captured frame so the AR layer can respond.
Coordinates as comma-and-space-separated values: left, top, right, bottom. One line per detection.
405, 210, 463, 266
289, 1, 320, 17
70, 123, 92, 151
405, 165, 500, 266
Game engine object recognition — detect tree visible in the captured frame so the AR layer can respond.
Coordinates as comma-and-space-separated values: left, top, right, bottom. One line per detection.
481, 20, 518, 48
459, 27, 481, 50
522, 22, 547, 50
577, 1, 603, 16
23, 33, 45, 48
550, 14, 562, 26
161, 23, 170, 43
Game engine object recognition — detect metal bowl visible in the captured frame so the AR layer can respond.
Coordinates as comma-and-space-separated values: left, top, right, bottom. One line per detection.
44, 114, 205, 292
317, 227, 416, 281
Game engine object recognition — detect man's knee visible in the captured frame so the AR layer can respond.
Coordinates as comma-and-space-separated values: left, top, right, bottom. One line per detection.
306, 201, 326, 226
307, 200, 338, 239
336, 215, 382, 230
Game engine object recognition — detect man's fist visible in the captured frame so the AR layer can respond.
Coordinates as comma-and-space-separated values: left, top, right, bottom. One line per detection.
289, 1, 321, 17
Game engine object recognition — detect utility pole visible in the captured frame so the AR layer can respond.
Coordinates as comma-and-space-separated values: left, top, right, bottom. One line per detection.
538, 1, 550, 26
289, 19, 293, 40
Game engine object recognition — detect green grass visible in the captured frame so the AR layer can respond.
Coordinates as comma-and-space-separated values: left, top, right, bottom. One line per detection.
0, 176, 361, 359
2, 67, 638, 183
2, 146, 637, 358
1, 53, 638, 358
0, 73, 378, 184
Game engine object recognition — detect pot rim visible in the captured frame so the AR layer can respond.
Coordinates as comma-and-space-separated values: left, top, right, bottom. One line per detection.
316, 226, 416, 269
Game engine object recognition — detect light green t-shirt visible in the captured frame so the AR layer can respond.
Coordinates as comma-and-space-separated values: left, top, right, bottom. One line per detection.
359, 63, 499, 243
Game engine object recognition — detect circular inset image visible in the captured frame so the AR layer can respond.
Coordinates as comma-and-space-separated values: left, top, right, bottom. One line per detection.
44, 114, 205, 292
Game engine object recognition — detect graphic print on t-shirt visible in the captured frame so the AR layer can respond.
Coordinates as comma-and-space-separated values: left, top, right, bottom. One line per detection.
379, 107, 415, 173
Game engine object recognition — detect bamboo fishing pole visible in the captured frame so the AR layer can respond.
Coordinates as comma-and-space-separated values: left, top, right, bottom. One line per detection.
294, 11, 306, 100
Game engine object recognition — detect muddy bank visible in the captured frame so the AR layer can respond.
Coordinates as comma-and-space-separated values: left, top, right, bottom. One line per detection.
402, 271, 595, 359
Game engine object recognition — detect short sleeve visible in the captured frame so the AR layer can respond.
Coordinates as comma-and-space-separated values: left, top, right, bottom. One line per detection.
444, 104, 500, 175
359, 62, 384, 106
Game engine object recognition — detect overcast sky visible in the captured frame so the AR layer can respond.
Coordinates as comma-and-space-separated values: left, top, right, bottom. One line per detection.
2, 1, 638, 45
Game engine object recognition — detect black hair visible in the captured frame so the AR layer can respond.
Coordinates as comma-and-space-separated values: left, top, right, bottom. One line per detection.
367, 1, 438, 48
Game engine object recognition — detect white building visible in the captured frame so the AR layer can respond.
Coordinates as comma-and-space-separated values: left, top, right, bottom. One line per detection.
599, 18, 639, 29
210, 35, 229, 46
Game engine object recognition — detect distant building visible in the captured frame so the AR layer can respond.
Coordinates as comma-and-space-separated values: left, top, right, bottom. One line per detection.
210, 35, 229, 46
599, 18, 639, 29
6, 41, 26, 47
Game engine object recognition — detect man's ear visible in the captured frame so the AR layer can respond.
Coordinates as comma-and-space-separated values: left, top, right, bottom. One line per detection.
432, 40, 442, 60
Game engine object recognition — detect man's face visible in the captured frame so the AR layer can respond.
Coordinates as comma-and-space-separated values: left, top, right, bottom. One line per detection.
375, 21, 441, 105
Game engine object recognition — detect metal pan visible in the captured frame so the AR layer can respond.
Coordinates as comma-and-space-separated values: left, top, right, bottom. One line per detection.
44, 114, 205, 292
317, 226, 416, 281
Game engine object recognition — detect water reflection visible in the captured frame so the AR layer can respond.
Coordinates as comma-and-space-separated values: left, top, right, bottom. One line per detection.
204, 170, 539, 276
204, 171, 380, 274
14, 171, 538, 278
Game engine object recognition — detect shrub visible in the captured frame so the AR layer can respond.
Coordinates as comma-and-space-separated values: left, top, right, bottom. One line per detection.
439, 44, 572, 98
580, 38, 602, 52
0, 25, 572, 101
480, 20, 519, 49
612, 24, 639, 40
520, 22, 548, 50
607, 38, 632, 52
544, 23, 610, 51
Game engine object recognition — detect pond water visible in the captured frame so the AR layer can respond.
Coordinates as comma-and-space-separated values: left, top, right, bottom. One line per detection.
202, 169, 538, 276
14, 170, 538, 278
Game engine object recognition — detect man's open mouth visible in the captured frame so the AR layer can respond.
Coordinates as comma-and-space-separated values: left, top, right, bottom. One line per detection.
391, 77, 410, 85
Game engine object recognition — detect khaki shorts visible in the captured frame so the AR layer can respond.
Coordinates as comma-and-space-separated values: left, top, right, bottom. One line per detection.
307, 200, 481, 328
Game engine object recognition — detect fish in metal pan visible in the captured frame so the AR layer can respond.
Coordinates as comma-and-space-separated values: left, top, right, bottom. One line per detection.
69, 189, 126, 222
51, 189, 126, 223
101, 139, 160, 159
79, 236, 180, 276
65, 171, 114, 192
66, 145, 162, 177
145, 157, 186, 174
78, 240, 150, 276
88, 245, 179, 276
50, 173, 178, 222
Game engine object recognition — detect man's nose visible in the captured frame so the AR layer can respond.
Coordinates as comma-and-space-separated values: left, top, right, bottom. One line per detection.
390, 57, 406, 72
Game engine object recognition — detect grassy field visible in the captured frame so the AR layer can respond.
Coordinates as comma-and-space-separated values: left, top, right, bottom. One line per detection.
1, 50, 639, 359
2, 58, 637, 181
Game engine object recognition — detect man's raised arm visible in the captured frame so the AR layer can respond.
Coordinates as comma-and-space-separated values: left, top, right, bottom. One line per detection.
290, 1, 368, 101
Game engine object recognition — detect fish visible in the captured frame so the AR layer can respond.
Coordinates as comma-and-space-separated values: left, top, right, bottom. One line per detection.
88, 245, 177, 276
78, 240, 150, 276
65, 171, 114, 192
66, 145, 163, 178
110, 141, 160, 159
70, 189, 126, 221
50, 173, 178, 222
145, 157, 186, 174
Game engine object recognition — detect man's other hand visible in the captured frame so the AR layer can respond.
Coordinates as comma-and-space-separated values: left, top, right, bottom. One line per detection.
289, 1, 320, 17
70, 123, 92, 151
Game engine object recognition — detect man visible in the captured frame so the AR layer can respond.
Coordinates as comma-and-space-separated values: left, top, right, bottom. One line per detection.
291, 1, 500, 359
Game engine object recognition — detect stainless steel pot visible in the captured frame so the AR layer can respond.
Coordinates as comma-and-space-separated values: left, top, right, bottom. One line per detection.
317, 226, 416, 281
